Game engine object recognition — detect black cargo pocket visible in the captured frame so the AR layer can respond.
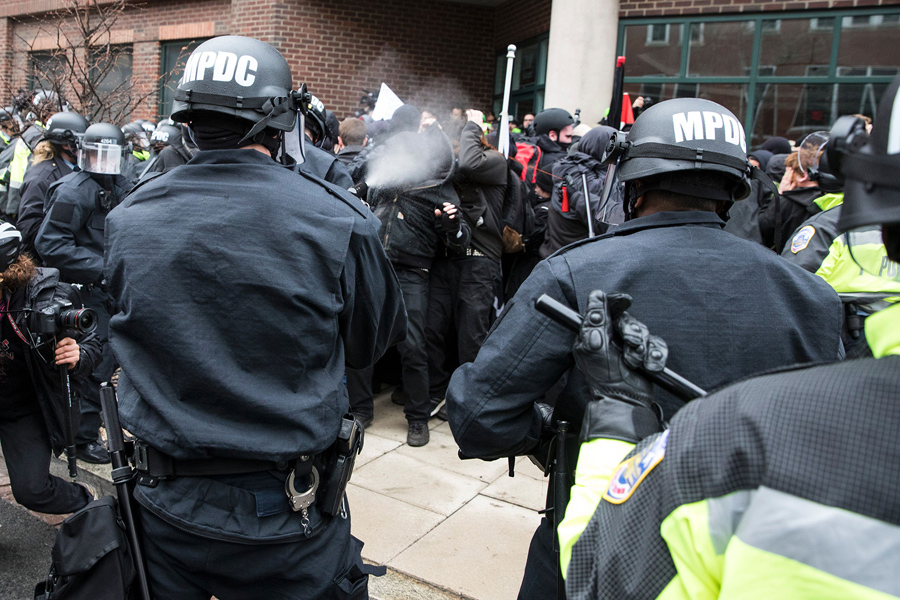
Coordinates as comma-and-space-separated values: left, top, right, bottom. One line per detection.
334, 537, 386, 600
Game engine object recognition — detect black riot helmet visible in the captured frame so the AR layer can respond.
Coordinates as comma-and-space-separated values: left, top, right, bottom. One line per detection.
150, 124, 182, 149
78, 123, 126, 175
836, 75, 900, 235
43, 111, 89, 154
305, 94, 327, 146
604, 98, 751, 214
172, 36, 301, 137
0, 108, 10, 123
0, 222, 23, 272
533, 108, 574, 137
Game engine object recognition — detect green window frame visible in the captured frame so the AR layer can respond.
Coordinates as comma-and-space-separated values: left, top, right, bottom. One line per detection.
492, 33, 549, 121
617, 8, 900, 145
158, 39, 208, 120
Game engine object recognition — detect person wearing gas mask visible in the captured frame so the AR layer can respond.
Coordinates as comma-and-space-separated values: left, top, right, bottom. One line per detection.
0, 223, 100, 514
120, 121, 151, 186
104, 36, 405, 598
445, 98, 844, 600
297, 93, 353, 188
565, 75, 900, 600
16, 111, 89, 257
34, 123, 132, 466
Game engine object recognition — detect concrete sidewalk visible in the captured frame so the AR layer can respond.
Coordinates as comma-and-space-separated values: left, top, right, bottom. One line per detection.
4, 388, 548, 600
354, 390, 546, 600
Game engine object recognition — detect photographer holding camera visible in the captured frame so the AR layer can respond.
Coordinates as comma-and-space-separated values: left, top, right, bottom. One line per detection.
0, 222, 100, 513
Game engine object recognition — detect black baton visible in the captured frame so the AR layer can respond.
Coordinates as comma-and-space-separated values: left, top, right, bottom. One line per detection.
100, 384, 152, 600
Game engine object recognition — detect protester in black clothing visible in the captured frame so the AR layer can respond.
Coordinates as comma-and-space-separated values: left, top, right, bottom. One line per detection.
17, 111, 88, 256
368, 110, 470, 447
0, 223, 100, 514
539, 126, 623, 258
425, 109, 508, 407
533, 108, 575, 182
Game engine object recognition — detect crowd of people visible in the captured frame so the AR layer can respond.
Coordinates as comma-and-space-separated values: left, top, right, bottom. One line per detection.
1, 33, 899, 600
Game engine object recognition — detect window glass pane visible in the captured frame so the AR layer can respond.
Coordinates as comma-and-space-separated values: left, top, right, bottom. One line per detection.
625, 83, 747, 124
623, 24, 683, 77
494, 54, 505, 96
513, 42, 540, 89
159, 39, 206, 119
758, 18, 834, 77
837, 13, 900, 71
749, 82, 886, 147
687, 21, 753, 76
30, 51, 68, 93
90, 46, 133, 122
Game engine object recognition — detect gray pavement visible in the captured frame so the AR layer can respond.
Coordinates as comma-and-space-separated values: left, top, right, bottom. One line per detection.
0, 497, 57, 600
1, 387, 548, 600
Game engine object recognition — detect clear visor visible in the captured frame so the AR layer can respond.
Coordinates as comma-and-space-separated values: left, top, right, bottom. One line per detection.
798, 131, 829, 175
78, 142, 124, 175
843, 225, 900, 308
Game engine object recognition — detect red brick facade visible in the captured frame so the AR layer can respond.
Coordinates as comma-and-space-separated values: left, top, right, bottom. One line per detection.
493, 0, 552, 50
0, 0, 496, 121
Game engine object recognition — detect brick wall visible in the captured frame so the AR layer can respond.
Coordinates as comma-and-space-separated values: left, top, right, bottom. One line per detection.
270, 0, 496, 119
620, 0, 900, 17
493, 0, 552, 49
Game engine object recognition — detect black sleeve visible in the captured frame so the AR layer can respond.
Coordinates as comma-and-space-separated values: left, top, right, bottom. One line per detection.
16, 171, 54, 254
339, 216, 407, 369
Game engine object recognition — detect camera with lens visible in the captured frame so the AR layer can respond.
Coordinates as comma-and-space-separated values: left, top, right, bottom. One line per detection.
29, 298, 98, 336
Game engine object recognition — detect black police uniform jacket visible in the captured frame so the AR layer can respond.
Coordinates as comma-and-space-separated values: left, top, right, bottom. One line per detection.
2, 267, 101, 453
16, 157, 72, 256
447, 210, 844, 463
34, 171, 129, 285
105, 149, 405, 462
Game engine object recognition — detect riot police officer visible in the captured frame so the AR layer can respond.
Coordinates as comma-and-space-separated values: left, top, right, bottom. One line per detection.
17, 111, 89, 255
35, 123, 130, 465
104, 36, 405, 599
446, 98, 844, 600
565, 75, 900, 599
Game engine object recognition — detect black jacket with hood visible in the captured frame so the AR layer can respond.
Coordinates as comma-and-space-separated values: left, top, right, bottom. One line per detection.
2, 267, 101, 453
369, 124, 470, 269
539, 127, 625, 258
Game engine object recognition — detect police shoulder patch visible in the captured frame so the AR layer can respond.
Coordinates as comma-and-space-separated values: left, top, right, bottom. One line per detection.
790, 225, 816, 254
603, 430, 669, 505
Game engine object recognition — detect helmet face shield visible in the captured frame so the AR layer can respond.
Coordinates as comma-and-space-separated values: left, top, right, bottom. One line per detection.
798, 131, 829, 176
78, 142, 125, 174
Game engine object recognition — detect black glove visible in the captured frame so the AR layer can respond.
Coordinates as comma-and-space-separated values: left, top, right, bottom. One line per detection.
573, 290, 668, 444
435, 203, 461, 236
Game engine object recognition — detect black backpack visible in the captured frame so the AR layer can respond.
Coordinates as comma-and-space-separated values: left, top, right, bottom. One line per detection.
34, 496, 135, 600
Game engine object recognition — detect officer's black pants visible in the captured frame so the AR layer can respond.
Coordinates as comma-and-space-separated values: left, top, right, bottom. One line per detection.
425, 255, 500, 398
76, 286, 114, 446
518, 517, 563, 600
395, 268, 431, 424
138, 504, 369, 600
0, 409, 91, 514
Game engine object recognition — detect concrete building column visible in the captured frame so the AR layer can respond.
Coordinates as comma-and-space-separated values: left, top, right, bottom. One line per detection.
543, 0, 619, 128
